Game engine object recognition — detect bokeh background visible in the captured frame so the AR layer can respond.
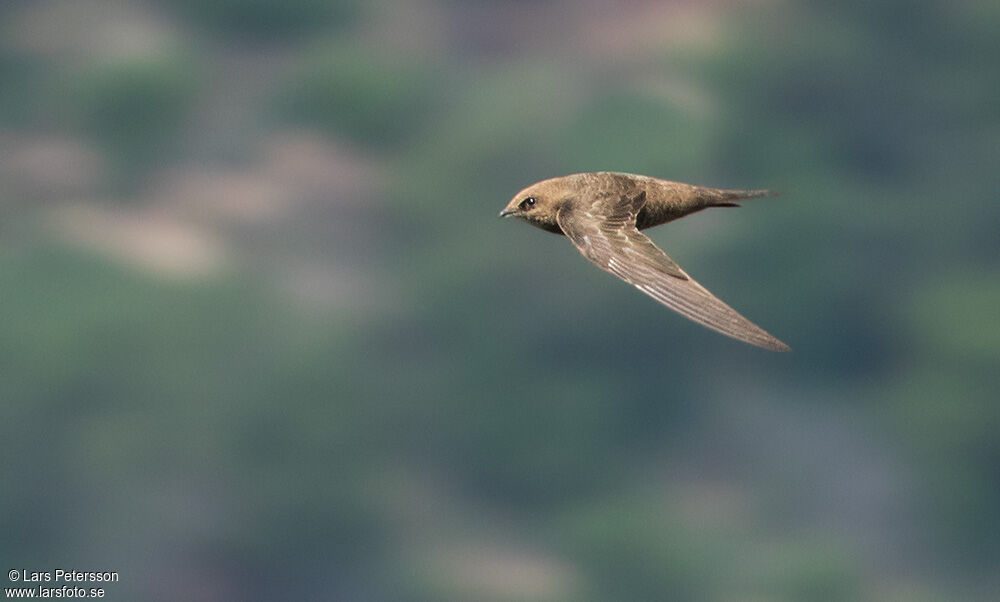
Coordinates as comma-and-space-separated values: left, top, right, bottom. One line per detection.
2, 0, 999, 600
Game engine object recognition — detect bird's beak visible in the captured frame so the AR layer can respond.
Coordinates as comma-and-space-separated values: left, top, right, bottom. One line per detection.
499, 209, 516, 217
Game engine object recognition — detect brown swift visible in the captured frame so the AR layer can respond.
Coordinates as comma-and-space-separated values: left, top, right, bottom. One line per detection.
499, 172, 789, 351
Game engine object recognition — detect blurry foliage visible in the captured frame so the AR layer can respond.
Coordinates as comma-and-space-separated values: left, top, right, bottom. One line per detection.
558, 498, 714, 600
751, 539, 860, 602
906, 275, 1000, 361
702, 3, 1000, 566
433, 377, 627, 507
60, 52, 199, 181
0, 51, 46, 128
885, 273, 1000, 562
165, 0, 358, 41
275, 43, 438, 148
554, 92, 712, 178
0, 238, 385, 582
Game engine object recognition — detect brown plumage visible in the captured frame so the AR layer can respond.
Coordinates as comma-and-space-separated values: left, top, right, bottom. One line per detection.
499, 172, 789, 351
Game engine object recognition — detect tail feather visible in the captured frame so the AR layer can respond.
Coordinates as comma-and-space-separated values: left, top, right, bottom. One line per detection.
701, 187, 779, 209
641, 179, 782, 228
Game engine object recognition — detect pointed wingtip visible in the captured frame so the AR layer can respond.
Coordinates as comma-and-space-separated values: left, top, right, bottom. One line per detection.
756, 336, 791, 352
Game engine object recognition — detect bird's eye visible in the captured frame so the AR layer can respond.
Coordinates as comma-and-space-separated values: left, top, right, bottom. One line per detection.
519, 197, 537, 210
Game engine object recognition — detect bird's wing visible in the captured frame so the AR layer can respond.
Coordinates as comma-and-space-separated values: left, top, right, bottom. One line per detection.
556, 190, 789, 351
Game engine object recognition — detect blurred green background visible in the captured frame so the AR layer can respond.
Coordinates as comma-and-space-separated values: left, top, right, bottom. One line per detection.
2, 0, 998, 600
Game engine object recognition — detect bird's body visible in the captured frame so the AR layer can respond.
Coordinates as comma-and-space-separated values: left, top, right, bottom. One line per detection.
500, 172, 789, 351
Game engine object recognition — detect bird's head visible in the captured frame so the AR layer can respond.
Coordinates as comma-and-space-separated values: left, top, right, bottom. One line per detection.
499, 177, 572, 233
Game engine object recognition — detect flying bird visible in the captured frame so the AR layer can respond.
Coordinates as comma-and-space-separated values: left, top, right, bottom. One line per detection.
499, 172, 789, 351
